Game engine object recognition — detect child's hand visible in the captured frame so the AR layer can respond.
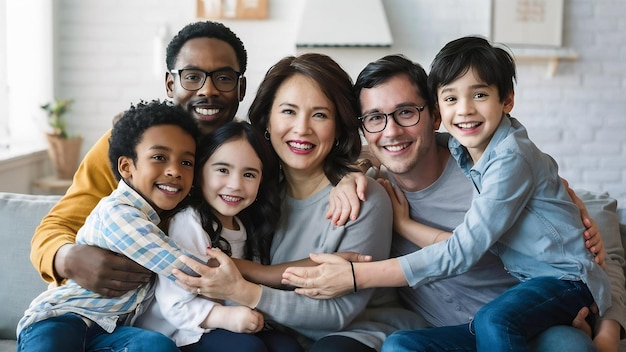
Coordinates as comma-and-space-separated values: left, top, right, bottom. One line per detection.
378, 179, 411, 234
570, 306, 592, 338
562, 178, 606, 268
204, 305, 264, 333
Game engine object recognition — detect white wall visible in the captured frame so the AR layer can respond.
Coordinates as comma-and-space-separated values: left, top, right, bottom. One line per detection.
51, 0, 626, 206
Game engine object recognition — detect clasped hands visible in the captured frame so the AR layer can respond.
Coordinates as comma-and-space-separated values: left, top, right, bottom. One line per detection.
171, 247, 368, 301
281, 252, 366, 299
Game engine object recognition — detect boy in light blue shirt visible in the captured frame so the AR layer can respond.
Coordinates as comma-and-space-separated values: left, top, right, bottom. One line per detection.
382, 36, 611, 352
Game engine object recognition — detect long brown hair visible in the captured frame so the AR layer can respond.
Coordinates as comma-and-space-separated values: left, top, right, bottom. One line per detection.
248, 53, 361, 185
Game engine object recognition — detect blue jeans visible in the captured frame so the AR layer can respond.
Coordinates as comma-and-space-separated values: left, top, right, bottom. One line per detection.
309, 335, 375, 352
180, 328, 303, 352
17, 313, 179, 352
382, 278, 595, 352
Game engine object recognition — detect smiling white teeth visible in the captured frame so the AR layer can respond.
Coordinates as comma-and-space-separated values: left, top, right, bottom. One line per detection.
288, 141, 313, 150
221, 195, 242, 202
158, 184, 179, 192
385, 143, 409, 152
195, 107, 220, 116
457, 122, 480, 129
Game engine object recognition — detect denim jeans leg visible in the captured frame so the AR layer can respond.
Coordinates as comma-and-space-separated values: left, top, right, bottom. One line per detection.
530, 325, 597, 352
382, 324, 477, 352
89, 325, 179, 352
17, 313, 88, 352
473, 278, 594, 352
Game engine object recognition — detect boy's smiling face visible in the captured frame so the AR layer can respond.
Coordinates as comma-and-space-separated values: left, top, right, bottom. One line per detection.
118, 124, 196, 213
437, 67, 514, 162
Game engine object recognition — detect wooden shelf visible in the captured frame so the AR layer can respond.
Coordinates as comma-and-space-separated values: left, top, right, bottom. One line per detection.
511, 47, 579, 77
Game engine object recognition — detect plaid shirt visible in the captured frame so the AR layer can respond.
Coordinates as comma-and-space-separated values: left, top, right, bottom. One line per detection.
17, 180, 208, 334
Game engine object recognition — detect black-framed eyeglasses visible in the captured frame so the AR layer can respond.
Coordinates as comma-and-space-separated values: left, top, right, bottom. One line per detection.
358, 105, 425, 133
170, 68, 241, 92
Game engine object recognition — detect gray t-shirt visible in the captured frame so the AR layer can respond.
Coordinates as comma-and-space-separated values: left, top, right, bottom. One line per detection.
255, 179, 423, 350
386, 156, 519, 327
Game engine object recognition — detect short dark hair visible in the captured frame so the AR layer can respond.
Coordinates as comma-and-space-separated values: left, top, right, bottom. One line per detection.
185, 121, 280, 264
165, 21, 248, 74
108, 100, 200, 180
428, 36, 516, 104
248, 53, 361, 186
354, 54, 433, 116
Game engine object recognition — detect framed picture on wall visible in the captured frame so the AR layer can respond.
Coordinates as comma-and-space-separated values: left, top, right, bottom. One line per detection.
492, 0, 563, 47
197, 0, 268, 19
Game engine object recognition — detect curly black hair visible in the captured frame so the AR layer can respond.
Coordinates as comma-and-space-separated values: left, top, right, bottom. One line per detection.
108, 100, 200, 180
165, 21, 247, 75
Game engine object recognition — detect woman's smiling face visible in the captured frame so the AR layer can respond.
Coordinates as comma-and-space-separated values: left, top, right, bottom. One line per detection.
266, 73, 336, 176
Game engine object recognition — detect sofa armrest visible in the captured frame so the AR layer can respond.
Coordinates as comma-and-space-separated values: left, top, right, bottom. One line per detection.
0, 192, 61, 340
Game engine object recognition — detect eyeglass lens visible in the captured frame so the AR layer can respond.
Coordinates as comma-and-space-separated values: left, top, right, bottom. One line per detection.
362, 106, 421, 133
177, 68, 239, 92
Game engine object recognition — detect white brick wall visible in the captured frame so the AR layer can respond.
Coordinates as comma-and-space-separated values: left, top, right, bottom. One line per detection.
55, 0, 626, 207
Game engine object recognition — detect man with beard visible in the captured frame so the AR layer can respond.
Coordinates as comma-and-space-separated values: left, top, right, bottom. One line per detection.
31, 20, 248, 298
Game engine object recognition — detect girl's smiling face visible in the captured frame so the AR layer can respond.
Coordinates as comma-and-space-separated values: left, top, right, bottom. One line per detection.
200, 137, 262, 229
437, 67, 514, 162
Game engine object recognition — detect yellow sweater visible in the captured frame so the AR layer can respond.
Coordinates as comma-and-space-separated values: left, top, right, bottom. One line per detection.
31, 129, 118, 285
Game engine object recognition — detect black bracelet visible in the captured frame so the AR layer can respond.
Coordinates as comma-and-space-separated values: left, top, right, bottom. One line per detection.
349, 261, 357, 293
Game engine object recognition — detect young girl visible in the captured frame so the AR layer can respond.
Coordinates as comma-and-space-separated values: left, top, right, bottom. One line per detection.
135, 120, 303, 352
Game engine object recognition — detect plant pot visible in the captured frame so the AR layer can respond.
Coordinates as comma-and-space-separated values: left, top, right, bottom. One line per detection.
45, 134, 83, 180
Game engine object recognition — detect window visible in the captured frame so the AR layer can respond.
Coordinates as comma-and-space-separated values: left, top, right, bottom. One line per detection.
0, 2, 9, 148
1, 0, 53, 155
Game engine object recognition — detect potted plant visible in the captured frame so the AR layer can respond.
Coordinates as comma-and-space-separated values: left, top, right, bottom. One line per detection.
41, 98, 83, 179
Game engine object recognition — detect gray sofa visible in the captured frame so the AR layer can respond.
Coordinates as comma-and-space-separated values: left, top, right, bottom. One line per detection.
1, 191, 625, 351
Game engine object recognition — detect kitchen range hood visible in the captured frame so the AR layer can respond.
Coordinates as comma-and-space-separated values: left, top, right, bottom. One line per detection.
296, 0, 393, 48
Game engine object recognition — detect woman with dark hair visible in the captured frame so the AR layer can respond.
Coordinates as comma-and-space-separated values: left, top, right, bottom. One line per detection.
172, 53, 421, 352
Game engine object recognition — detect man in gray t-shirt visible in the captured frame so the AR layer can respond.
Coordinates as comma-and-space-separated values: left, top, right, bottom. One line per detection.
384, 159, 518, 327
351, 54, 620, 351
284, 54, 619, 351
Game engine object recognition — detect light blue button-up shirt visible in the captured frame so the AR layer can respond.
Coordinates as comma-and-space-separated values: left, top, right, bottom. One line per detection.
398, 115, 611, 314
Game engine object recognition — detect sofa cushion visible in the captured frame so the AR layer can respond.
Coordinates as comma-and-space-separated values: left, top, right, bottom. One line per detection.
574, 190, 626, 282
0, 189, 624, 349
0, 193, 60, 341
574, 190, 626, 351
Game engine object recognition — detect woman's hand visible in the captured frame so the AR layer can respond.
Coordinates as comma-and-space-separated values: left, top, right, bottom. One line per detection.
281, 253, 354, 299
173, 248, 261, 308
